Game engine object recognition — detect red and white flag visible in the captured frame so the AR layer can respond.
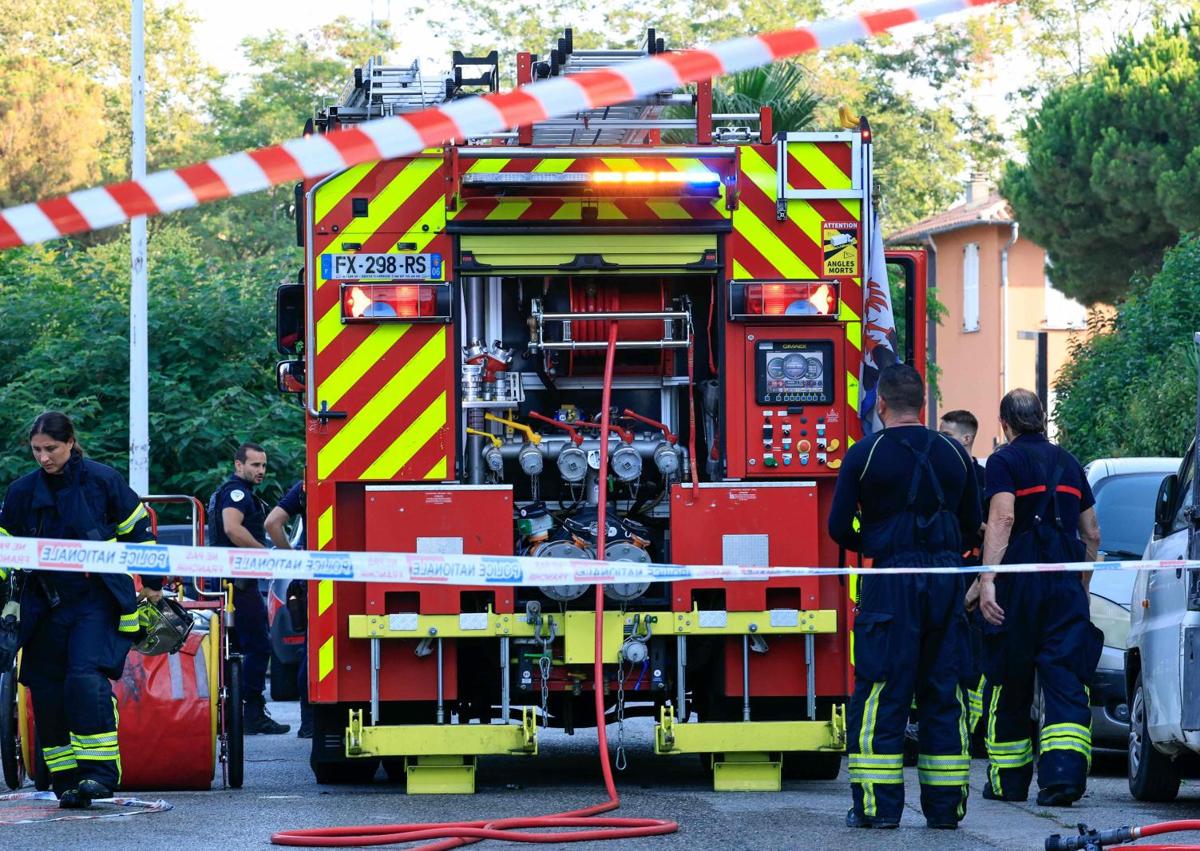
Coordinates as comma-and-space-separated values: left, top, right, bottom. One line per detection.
859, 211, 899, 434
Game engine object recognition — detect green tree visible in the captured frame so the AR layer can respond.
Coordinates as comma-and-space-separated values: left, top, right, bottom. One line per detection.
0, 57, 106, 208
1002, 18, 1200, 305
1053, 234, 1200, 463
0, 229, 304, 499
183, 17, 397, 262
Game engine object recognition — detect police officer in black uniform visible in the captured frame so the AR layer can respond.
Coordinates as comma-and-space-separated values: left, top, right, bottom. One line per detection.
208, 442, 288, 735
829, 365, 981, 830
0, 412, 163, 808
973, 389, 1102, 807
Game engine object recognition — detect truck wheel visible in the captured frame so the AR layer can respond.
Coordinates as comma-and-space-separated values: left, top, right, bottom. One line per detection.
1128, 673, 1179, 802
269, 653, 299, 702
0, 669, 23, 790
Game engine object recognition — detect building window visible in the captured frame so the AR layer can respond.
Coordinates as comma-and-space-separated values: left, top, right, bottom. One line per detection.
963, 242, 980, 332
1044, 264, 1087, 329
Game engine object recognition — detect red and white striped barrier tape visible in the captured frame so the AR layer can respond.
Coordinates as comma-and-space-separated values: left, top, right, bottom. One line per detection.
0, 0, 1007, 249
0, 534, 1186, 587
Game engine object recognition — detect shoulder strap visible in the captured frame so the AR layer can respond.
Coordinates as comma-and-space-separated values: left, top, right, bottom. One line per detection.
886, 429, 947, 512
1015, 444, 1068, 530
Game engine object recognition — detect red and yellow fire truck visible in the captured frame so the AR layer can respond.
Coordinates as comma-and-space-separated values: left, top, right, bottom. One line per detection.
274, 29, 927, 794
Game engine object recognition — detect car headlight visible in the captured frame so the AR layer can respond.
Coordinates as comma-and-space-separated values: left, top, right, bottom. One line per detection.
1089, 593, 1130, 650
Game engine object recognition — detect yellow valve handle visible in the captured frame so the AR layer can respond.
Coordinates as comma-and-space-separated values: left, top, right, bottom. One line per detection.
485, 413, 542, 444
465, 428, 502, 450
828, 458, 843, 470
827, 438, 841, 452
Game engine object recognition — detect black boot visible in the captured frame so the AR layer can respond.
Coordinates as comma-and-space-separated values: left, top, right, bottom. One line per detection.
297, 695, 313, 739
244, 694, 290, 735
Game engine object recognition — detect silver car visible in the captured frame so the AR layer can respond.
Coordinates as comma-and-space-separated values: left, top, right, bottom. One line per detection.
1083, 457, 1180, 749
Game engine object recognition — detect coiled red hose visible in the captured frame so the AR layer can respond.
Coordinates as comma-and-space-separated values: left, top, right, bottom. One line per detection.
272, 321, 679, 849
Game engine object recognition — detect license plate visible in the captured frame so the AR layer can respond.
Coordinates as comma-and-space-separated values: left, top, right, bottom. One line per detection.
321, 253, 443, 281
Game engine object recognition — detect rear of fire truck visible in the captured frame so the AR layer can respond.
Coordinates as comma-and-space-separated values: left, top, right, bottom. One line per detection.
273, 29, 923, 793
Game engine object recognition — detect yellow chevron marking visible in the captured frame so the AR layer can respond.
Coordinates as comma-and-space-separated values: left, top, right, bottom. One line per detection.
846, 369, 860, 412
487, 199, 531, 221
330, 158, 441, 246
317, 506, 334, 550
423, 457, 448, 480
600, 158, 642, 173
314, 162, 374, 223
647, 200, 691, 220
597, 202, 628, 221
733, 207, 815, 278
551, 201, 581, 221
839, 301, 862, 325
316, 302, 343, 355
845, 318, 862, 352
532, 159, 574, 172
317, 579, 334, 616
739, 146, 778, 194
318, 637, 334, 681
317, 328, 447, 478
407, 200, 447, 250
792, 142, 853, 190
467, 158, 510, 173
361, 392, 448, 479
733, 259, 752, 279
319, 323, 411, 409
837, 196, 862, 225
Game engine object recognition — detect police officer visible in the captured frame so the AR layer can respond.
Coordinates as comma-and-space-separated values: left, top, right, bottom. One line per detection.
0, 412, 163, 808
938, 410, 986, 508
972, 389, 1102, 807
264, 480, 310, 738
208, 442, 288, 735
829, 365, 981, 830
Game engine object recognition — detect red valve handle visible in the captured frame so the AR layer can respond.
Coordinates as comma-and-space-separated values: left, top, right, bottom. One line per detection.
575, 419, 634, 444
528, 411, 583, 445
620, 409, 677, 445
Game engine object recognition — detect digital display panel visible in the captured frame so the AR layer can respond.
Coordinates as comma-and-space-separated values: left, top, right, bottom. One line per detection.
755, 339, 836, 405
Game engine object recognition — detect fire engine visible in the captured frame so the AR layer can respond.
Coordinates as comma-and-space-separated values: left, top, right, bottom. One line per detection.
273, 28, 927, 794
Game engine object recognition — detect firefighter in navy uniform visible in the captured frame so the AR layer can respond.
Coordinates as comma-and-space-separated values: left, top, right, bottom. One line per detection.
0, 412, 163, 808
208, 442, 289, 735
972, 389, 1102, 807
829, 366, 981, 830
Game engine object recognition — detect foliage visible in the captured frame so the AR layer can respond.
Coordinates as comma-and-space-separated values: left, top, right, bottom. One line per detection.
1003, 17, 1200, 305
1053, 234, 1200, 463
0, 58, 106, 208
0, 228, 304, 501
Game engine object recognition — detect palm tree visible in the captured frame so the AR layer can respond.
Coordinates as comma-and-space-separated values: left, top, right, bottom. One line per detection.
663, 61, 819, 141
713, 62, 819, 132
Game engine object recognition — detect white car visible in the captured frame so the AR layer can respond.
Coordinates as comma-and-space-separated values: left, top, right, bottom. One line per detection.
1083, 457, 1180, 750
1127, 445, 1200, 800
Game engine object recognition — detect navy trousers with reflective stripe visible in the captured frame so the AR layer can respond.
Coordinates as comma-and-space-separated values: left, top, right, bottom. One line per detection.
20, 585, 130, 791
848, 566, 970, 824
982, 573, 1100, 800
231, 583, 270, 700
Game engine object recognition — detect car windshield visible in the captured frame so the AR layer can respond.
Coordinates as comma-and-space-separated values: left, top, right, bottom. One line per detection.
1093, 472, 1169, 556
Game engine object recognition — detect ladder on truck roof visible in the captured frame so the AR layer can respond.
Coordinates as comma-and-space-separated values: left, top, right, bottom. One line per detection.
529, 28, 683, 146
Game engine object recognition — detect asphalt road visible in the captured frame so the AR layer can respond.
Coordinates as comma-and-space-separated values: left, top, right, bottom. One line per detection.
7, 701, 1198, 849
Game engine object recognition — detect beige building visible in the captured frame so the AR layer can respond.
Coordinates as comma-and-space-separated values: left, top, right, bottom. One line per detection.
888, 182, 1097, 452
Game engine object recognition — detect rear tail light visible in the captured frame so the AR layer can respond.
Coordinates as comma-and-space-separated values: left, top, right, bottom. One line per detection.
340, 283, 451, 323
728, 281, 839, 320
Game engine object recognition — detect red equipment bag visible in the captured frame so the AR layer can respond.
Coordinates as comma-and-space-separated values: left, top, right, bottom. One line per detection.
21, 623, 217, 791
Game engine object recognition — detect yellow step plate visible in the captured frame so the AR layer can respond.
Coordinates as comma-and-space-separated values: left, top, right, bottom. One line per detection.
346, 707, 538, 758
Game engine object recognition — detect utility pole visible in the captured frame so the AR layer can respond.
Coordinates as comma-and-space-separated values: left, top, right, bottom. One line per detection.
129, 0, 149, 494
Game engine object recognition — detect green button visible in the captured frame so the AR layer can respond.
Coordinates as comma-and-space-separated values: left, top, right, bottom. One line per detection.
763, 455, 778, 467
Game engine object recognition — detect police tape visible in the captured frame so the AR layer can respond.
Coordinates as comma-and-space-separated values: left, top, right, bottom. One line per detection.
0, 535, 1191, 588
0, 0, 1009, 249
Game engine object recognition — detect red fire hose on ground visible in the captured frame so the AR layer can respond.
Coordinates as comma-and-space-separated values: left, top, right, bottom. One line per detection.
271, 322, 679, 848
1046, 820, 1200, 850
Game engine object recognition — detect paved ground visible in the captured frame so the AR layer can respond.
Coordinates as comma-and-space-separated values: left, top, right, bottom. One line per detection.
5, 702, 1197, 849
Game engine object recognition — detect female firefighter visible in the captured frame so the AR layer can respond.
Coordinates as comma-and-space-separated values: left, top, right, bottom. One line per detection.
0, 412, 162, 808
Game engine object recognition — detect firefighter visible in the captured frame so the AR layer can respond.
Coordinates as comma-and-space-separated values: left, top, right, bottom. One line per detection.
208, 442, 289, 735
972, 389, 1102, 807
938, 409, 989, 750
0, 412, 163, 808
829, 365, 981, 830
265, 480, 310, 738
